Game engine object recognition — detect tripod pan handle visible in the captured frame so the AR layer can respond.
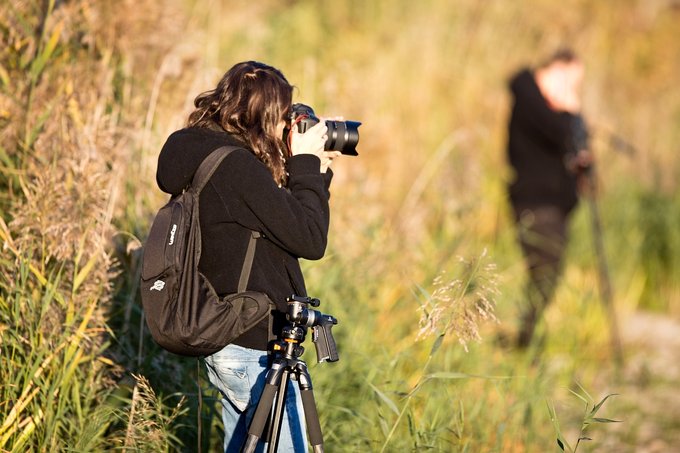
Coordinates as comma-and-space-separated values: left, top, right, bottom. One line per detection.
312, 316, 339, 362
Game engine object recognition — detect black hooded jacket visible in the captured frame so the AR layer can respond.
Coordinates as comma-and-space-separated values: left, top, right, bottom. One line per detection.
507, 69, 585, 213
156, 127, 332, 350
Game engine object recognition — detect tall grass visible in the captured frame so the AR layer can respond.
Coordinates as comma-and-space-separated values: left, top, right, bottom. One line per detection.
1, 0, 188, 450
2, 0, 679, 451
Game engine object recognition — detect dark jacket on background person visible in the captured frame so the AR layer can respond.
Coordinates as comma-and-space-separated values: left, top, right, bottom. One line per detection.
156, 127, 332, 351
507, 69, 584, 213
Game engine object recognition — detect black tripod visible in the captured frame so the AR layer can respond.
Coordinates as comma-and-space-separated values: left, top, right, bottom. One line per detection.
242, 295, 338, 453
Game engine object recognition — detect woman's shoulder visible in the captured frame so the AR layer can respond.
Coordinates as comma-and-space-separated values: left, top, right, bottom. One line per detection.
157, 127, 253, 194
220, 145, 265, 171
214, 145, 273, 189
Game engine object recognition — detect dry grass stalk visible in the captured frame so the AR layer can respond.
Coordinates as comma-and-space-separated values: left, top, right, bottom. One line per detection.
114, 373, 186, 451
417, 249, 500, 351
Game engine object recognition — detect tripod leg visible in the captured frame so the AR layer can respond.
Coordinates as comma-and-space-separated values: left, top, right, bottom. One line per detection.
243, 361, 289, 453
266, 369, 290, 453
242, 382, 278, 453
297, 364, 324, 452
300, 389, 323, 452
586, 170, 623, 367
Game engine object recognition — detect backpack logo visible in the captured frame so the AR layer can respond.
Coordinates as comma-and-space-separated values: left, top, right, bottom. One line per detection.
150, 280, 165, 291
168, 224, 177, 245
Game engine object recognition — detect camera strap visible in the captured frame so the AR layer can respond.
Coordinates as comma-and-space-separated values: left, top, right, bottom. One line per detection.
285, 114, 309, 154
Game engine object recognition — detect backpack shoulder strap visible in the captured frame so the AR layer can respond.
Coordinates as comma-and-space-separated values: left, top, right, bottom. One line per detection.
191, 145, 261, 293
191, 145, 240, 193
238, 230, 261, 292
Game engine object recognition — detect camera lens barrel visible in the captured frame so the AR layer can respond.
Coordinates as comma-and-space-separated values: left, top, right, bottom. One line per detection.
325, 120, 361, 156
290, 103, 361, 156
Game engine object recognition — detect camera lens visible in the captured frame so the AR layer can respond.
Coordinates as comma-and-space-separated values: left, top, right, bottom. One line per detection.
288, 103, 362, 156
325, 120, 361, 156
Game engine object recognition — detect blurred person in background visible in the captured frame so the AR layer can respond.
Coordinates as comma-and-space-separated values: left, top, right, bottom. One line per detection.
505, 49, 592, 348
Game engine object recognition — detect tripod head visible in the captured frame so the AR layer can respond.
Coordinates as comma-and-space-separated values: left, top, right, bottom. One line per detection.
282, 295, 339, 363
245, 295, 337, 452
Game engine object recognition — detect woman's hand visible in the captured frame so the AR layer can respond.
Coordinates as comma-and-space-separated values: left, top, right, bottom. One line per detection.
290, 120, 341, 173
320, 151, 341, 173
290, 121, 327, 158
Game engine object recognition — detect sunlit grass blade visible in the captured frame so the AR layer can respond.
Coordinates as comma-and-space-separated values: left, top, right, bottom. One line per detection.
29, 20, 63, 81
547, 399, 573, 452
369, 383, 400, 416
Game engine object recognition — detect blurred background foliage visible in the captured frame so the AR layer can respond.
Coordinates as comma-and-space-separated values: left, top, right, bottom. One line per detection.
1, 0, 679, 451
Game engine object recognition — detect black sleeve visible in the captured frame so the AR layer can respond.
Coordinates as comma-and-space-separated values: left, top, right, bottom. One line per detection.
210, 150, 331, 260
570, 115, 590, 152
322, 168, 333, 196
510, 70, 577, 156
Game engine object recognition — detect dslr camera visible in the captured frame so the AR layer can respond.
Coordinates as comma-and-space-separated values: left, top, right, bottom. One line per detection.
287, 103, 361, 156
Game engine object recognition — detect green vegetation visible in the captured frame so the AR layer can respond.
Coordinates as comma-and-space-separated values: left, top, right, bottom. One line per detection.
548, 383, 619, 452
2, 0, 678, 451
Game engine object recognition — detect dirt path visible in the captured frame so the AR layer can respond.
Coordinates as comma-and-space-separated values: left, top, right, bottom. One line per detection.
602, 311, 680, 452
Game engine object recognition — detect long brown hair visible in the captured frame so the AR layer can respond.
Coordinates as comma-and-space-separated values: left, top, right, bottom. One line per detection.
188, 61, 292, 185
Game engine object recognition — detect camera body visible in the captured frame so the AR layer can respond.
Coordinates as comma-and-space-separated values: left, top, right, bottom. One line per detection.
288, 103, 361, 156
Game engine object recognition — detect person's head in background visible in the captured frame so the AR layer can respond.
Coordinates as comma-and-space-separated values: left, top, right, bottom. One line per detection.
535, 48, 584, 113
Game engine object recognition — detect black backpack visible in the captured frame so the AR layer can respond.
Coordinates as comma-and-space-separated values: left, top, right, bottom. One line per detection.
140, 146, 273, 356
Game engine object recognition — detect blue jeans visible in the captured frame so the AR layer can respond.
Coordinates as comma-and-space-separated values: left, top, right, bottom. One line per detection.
204, 343, 307, 452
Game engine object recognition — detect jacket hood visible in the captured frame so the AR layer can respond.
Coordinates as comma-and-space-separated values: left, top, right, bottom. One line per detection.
509, 69, 537, 99
156, 127, 246, 195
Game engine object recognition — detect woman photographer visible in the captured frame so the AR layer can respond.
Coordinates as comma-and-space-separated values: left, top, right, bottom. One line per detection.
156, 61, 340, 452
